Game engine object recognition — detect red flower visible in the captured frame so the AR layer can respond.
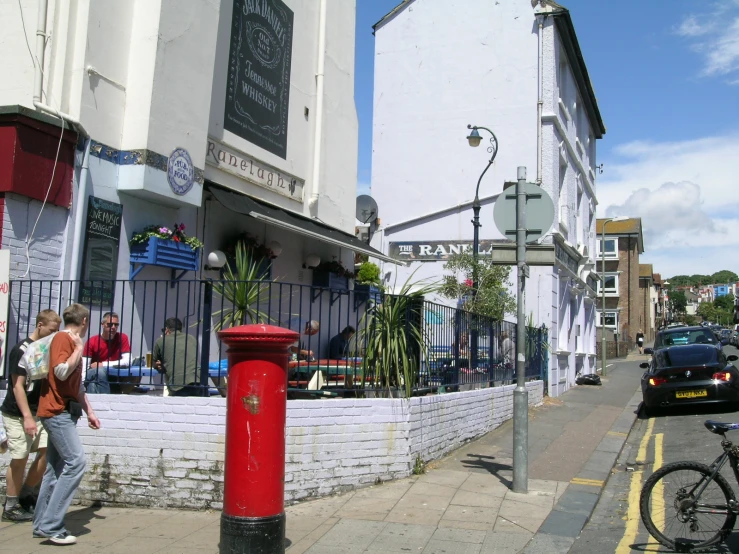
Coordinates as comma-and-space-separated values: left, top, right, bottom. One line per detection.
173, 236, 180, 242
464, 279, 473, 287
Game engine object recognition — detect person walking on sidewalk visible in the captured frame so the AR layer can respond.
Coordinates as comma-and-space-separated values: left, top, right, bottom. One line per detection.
636, 329, 645, 355
1, 309, 61, 522
33, 304, 101, 545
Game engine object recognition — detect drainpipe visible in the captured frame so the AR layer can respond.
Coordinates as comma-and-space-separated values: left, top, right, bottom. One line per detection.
536, 14, 544, 185
308, 0, 327, 215
33, 0, 48, 104
68, 138, 92, 282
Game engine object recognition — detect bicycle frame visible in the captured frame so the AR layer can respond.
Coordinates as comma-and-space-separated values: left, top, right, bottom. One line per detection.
685, 438, 739, 516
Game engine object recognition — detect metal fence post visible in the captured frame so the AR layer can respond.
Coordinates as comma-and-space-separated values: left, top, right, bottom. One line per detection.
199, 279, 213, 396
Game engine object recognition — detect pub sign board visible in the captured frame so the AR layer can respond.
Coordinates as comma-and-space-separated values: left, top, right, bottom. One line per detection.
78, 197, 123, 306
389, 240, 499, 262
225, 0, 294, 159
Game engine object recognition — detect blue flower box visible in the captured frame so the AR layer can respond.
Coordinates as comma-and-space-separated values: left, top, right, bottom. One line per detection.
312, 270, 349, 290
130, 236, 200, 279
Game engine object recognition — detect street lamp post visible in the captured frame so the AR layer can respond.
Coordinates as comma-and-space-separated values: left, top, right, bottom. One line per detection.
466, 125, 500, 377
600, 216, 626, 377
466, 125, 499, 291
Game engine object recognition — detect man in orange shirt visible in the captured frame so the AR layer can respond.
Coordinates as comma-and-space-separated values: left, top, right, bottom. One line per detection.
32, 304, 101, 546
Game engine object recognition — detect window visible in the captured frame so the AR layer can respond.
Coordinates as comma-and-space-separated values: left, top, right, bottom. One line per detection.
597, 238, 618, 258
597, 273, 619, 295
597, 310, 618, 328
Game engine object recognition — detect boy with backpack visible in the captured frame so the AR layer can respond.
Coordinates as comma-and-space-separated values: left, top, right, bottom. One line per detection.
1, 309, 61, 522
32, 303, 101, 545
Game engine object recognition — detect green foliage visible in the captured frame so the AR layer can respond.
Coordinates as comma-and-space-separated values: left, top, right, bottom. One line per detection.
668, 290, 688, 316
356, 271, 438, 397
697, 302, 716, 322
412, 455, 426, 475
356, 262, 382, 286
130, 223, 204, 250
667, 271, 739, 287
714, 293, 735, 312
211, 241, 271, 330
684, 314, 698, 326
439, 253, 516, 320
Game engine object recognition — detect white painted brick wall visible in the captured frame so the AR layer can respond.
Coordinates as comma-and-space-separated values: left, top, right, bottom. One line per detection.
2, 193, 68, 280
0, 382, 544, 509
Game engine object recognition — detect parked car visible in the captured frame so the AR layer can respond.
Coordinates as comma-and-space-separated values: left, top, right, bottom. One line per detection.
730, 330, 739, 347
640, 342, 739, 416
646, 326, 726, 352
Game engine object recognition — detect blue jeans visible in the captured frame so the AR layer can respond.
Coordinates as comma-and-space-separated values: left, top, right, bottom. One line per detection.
85, 366, 111, 394
33, 412, 86, 536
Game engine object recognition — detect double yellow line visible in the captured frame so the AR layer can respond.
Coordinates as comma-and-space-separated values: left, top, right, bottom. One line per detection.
615, 419, 665, 553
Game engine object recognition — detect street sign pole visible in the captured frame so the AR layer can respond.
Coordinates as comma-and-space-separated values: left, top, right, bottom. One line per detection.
512, 166, 529, 494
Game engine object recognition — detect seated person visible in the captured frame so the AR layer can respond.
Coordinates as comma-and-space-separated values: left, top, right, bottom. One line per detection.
82, 311, 130, 394
329, 326, 355, 359
290, 320, 320, 362
451, 334, 470, 359
153, 317, 200, 397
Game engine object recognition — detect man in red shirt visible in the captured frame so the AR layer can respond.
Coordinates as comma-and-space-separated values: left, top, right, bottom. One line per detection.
33, 303, 101, 545
82, 312, 130, 394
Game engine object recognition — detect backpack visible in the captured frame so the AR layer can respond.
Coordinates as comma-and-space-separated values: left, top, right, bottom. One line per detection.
18, 331, 65, 381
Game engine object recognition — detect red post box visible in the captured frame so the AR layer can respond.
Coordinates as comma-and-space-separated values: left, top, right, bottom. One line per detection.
217, 324, 299, 554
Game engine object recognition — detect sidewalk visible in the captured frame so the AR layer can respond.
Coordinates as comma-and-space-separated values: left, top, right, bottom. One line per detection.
0, 364, 642, 553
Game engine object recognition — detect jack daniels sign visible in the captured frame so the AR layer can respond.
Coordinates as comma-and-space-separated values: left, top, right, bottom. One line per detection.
225, 0, 294, 159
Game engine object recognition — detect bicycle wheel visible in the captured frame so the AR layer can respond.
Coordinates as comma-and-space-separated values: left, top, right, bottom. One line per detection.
640, 461, 737, 551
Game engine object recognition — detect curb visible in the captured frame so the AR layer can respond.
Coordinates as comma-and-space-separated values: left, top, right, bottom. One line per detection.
521, 386, 643, 553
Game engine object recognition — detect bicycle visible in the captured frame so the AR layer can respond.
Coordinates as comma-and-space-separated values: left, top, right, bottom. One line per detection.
640, 420, 739, 552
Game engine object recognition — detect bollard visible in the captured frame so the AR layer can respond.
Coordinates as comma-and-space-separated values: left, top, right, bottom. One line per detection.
217, 324, 300, 554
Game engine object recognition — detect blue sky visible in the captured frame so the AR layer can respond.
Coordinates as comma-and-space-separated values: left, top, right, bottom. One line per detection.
353, 0, 739, 278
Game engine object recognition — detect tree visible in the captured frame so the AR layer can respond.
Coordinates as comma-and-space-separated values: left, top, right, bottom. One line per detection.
712, 270, 739, 284
684, 314, 697, 326
669, 290, 687, 317
714, 293, 735, 312
697, 302, 716, 323
439, 252, 516, 320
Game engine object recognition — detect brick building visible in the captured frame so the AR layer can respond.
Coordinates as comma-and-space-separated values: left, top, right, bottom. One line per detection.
596, 218, 644, 345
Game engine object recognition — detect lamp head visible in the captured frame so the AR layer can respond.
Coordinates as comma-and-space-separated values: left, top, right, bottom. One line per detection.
267, 240, 283, 257
205, 250, 227, 270
466, 127, 482, 147
303, 254, 321, 269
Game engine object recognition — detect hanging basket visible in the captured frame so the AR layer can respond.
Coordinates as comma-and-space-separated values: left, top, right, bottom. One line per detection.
130, 236, 200, 279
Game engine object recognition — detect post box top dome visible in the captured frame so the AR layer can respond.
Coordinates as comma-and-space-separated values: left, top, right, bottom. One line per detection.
217, 324, 300, 346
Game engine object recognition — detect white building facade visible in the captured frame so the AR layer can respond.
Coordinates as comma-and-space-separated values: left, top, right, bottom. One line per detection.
371, 0, 605, 396
0, 0, 397, 357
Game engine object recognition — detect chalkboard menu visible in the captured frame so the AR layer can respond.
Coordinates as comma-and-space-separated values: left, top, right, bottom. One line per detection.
79, 197, 123, 305
224, 0, 294, 159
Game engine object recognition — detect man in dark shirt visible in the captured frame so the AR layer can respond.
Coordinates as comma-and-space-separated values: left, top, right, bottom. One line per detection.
1, 309, 60, 522
153, 317, 200, 397
329, 326, 355, 359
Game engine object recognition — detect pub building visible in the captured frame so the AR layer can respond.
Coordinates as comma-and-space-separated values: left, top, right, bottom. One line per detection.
0, 0, 394, 365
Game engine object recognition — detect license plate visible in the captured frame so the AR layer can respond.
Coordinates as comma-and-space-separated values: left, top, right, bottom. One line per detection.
676, 389, 708, 399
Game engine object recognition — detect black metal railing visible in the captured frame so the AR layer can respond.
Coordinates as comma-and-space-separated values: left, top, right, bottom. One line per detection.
4, 279, 547, 398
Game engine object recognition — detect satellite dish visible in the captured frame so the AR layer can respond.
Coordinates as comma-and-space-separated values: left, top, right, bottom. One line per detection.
356, 195, 378, 224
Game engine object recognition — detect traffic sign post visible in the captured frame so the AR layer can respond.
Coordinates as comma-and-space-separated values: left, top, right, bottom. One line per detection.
492, 168, 555, 495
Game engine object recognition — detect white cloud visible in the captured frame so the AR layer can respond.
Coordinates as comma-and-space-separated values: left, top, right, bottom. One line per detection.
676, 2, 739, 81
597, 133, 739, 277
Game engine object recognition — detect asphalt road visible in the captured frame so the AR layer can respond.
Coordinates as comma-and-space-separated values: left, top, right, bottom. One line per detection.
571, 345, 739, 554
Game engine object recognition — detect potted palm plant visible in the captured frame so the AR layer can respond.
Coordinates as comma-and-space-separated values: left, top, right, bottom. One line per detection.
355, 273, 438, 397
211, 241, 272, 330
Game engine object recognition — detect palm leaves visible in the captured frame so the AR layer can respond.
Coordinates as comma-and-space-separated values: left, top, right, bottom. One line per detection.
211, 241, 271, 330
357, 272, 438, 397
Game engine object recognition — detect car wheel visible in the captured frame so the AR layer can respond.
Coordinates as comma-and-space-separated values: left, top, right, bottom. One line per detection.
643, 404, 658, 418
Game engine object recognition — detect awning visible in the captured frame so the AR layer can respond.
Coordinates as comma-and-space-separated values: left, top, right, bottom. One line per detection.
209, 186, 403, 265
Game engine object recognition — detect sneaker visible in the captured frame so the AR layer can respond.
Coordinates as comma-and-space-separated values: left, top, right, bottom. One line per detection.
1, 505, 34, 522
33, 529, 49, 538
49, 531, 77, 545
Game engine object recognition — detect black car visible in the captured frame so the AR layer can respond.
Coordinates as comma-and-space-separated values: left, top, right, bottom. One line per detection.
640, 344, 739, 415
647, 326, 728, 351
